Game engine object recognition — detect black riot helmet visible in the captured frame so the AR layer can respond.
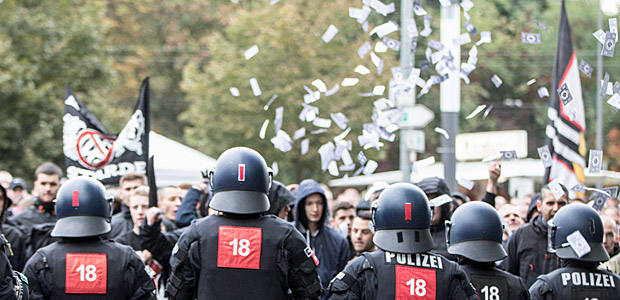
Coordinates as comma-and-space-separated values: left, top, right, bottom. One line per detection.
208, 147, 272, 214
372, 183, 434, 254
446, 201, 507, 262
52, 176, 112, 238
549, 203, 609, 262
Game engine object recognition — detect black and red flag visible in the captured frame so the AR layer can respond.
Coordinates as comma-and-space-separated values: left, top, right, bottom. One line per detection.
544, 0, 587, 192
63, 78, 151, 186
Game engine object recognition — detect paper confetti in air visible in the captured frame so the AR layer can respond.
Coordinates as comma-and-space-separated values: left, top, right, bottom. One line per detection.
312, 79, 327, 93
249, 78, 262, 96
244, 45, 259, 60
293, 128, 306, 140
322, 25, 339, 43
466, 105, 487, 119
259, 120, 269, 139
435, 127, 449, 139
370, 21, 399, 38
355, 65, 371, 75
342, 78, 360, 87
373, 85, 385, 95
263, 94, 278, 111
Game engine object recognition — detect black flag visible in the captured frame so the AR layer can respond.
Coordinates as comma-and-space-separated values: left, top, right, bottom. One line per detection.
543, 0, 586, 191
63, 78, 151, 185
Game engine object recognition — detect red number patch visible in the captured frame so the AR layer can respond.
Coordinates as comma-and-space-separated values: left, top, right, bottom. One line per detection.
217, 226, 262, 270
65, 253, 107, 294
395, 265, 436, 300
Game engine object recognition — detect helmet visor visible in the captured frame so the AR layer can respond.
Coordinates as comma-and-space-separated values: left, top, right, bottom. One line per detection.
210, 190, 270, 214
448, 240, 507, 262
51, 216, 111, 237
555, 242, 610, 262
373, 229, 434, 254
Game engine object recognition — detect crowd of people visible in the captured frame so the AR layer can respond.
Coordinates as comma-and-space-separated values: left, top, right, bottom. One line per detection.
0, 148, 618, 299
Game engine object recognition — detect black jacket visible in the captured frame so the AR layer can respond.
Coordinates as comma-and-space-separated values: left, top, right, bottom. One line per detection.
167, 214, 322, 300
328, 249, 478, 300
505, 214, 560, 287
7, 199, 56, 230
459, 260, 529, 300
23, 237, 155, 299
2, 224, 25, 272
529, 260, 620, 300
110, 205, 133, 240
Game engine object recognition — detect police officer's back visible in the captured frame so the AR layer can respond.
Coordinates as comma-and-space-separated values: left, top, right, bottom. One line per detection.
166, 147, 322, 300
23, 177, 155, 300
328, 183, 477, 300
0, 185, 28, 300
446, 201, 529, 300
529, 203, 620, 299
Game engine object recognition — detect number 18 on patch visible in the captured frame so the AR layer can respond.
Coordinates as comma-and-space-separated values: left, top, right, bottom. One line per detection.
217, 226, 262, 270
65, 253, 107, 294
395, 265, 436, 299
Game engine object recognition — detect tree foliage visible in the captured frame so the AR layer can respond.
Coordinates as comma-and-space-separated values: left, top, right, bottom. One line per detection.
2, 0, 620, 185
0, 0, 113, 179
180, 0, 398, 184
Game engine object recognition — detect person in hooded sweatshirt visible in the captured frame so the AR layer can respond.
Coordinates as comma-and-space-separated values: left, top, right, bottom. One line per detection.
294, 179, 351, 298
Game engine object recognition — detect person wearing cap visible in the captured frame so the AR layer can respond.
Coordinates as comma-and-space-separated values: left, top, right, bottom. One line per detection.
328, 183, 478, 299
293, 179, 351, 298
446, 201, 529, 300
415, 177, 455, 260
22, 176, 156, 299
166, 147, 322, 299
529, 203, 620, 299
506, 184, 566, 287
7, 178, 31, 216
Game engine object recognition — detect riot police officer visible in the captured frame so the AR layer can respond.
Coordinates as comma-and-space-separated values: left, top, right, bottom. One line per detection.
446, 201, 529, 300
0, 184, 28, 300
529, 203, 620, 299
166, 147, 322, 300
328, 182, 478, 299
23, 177, 156, 299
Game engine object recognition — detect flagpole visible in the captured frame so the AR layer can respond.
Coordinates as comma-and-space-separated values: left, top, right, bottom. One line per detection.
596, 4, 603, 188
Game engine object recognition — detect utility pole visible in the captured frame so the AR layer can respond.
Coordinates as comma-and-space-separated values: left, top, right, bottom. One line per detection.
439, 2, 460, 192
399, 0, 415, 182
596, 5, 603, 188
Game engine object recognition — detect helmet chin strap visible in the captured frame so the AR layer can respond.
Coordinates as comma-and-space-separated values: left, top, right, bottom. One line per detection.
106, 196, 114, 219
207, 168, 215, 190
444, 220, 452, 246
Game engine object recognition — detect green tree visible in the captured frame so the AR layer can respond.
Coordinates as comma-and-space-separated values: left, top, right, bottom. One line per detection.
0, 0, 114, 179
180, 0, 400, 184
103, 0, 229, 136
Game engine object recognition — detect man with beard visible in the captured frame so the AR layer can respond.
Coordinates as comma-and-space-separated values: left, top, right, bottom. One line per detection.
506, 183, 567, 287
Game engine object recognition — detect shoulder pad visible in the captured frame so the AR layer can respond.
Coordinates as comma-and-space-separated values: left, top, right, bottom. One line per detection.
328, 271, 358, 292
